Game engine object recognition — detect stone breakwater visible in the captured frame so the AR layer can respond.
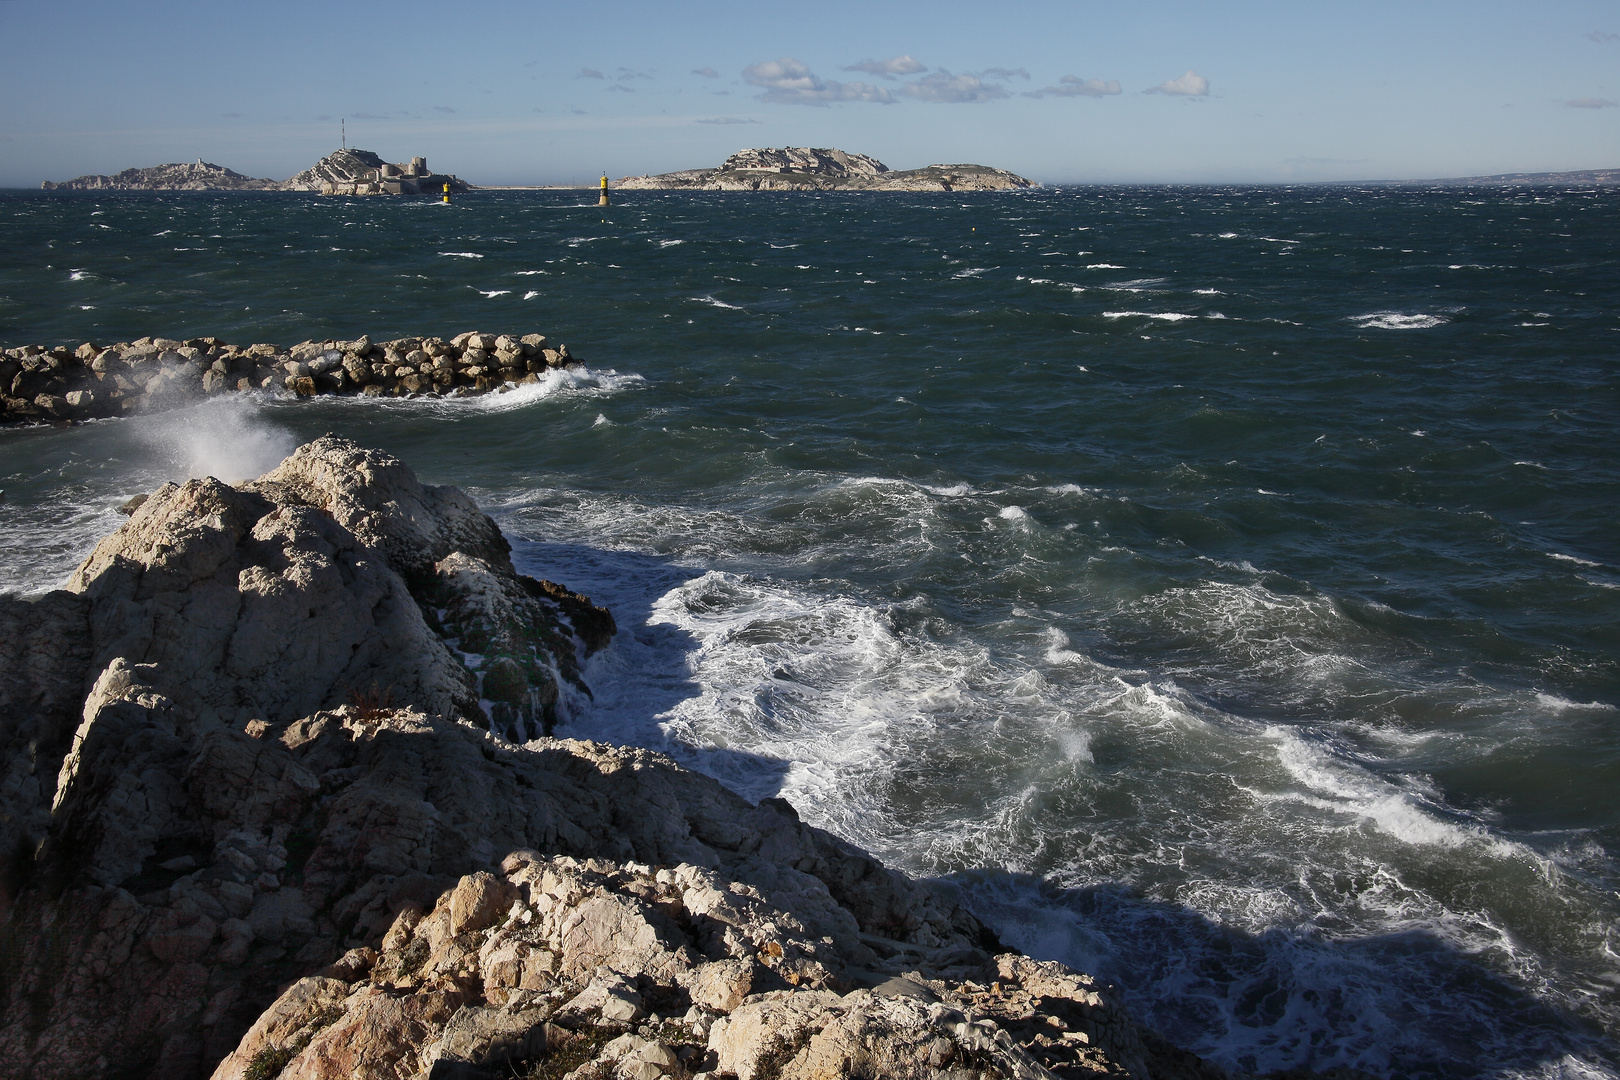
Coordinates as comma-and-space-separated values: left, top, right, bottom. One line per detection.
0, 437, 1251, 1080
0, 331, 580, 425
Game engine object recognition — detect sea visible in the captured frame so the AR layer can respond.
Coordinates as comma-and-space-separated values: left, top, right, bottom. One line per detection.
1, 185, 1616, 1079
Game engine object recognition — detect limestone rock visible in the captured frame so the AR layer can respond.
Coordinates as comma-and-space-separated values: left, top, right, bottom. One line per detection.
617, 147, 1034, 192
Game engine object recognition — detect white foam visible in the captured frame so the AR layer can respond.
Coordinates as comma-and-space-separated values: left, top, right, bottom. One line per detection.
1535, 693, 1617, 713
1045, 483, 1095, 496
1085, 263, 1126, 269
658, 239, 686, 248
513, 270, 549, 275
1194, 288, 1223, 295
1103, 311, 1197, 321
998, 505, 1030, 521
1549, 552, 1601, 567
921, 482, 974, 497
1351, 312, 1448, 330
953, 267, 992, 278
477, 289, 511, 298
439, 251, 484, 258
523, 290, 540, 300
692, 295, 744, 310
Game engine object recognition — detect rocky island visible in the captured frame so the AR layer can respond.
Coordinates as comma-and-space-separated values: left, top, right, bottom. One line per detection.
41, 149, 469, 197
616, 148, 1034, 192
1, 331, 578, 425
0, 436, 1231, 1080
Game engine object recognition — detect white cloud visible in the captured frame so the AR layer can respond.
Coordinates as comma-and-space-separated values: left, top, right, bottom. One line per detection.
1567, 97, 1617, 108
743, 58, 895, 105
843, 55, 927, 78
900, 69, 1009, 103
978, 67, 1031, 81
1026, 75, 1122, 99
692, 67, 719, 78
1144, 70, 1209, 96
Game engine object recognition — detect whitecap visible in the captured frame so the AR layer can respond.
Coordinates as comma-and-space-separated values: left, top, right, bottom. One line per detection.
692, 295, 744, 310
953, 267, 992, 278
522, 291, 540, 300
439, 251, 484, 258
1351, 312, 1448, 330
513, 270, 549, 276
1194, 288, 1223, 295
1085, 263, 1126, 269
1103, 311, 1197, 321
1549, 552, 1601, 567
477, 289, 511, 298
658, 239, 686, 248
69, 269, 91, 281
1535, 692, 1617, 713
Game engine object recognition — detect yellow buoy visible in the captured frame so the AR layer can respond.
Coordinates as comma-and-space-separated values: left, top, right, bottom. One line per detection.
442, 182, 451, 204
599, 174, 610, 207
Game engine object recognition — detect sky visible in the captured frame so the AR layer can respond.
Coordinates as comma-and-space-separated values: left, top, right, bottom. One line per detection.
1, 0, 1616, 187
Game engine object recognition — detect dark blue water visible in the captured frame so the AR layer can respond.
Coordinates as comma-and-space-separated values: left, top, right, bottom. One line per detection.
2, 186, 1617, 1078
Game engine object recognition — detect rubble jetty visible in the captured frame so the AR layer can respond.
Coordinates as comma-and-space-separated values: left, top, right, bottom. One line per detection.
0, 331, 577, 425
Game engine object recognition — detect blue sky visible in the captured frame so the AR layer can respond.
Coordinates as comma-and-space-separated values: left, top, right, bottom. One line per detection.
1, 0, 1616, 186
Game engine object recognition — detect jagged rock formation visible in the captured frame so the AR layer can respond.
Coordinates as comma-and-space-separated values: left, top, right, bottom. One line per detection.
41, 150, 468, 195
0, 438, 1226, 1080
617, 148, 1034, 192
40, 160, 281, 192
0, 330, 580, 426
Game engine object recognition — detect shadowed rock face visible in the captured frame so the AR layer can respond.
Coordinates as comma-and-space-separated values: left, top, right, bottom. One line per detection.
0, 438, 1223, 1080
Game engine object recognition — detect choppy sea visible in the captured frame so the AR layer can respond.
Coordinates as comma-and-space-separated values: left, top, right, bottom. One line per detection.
2, 186, 1617, 1079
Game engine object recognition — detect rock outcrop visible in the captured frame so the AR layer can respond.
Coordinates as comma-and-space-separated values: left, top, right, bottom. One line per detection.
617, 148, 1034, 192
40, 160, 281, 192
0, 330, 581, 426
0, 437, 1222, 1080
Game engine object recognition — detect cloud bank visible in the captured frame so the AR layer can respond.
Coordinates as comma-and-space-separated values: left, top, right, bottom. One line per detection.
1145, 70, 1209, 96
842, 55, 926, 78
900, 69, 1010, 103
743, 58, 895, 105
1026, 75, 1122, 99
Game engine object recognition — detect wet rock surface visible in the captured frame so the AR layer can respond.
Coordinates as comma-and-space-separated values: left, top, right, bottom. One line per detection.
0, 437, 1242, 1080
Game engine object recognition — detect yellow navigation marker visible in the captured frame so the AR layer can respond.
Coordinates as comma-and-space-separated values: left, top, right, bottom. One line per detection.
443, 183, 451, 204
599, 174, 610, 208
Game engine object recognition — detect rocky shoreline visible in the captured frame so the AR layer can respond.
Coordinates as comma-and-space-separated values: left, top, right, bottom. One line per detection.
0, 331, 581, 426
0, 436, 1248, 1080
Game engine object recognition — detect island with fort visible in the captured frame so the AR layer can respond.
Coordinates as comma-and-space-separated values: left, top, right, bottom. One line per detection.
41, 149, 470, 197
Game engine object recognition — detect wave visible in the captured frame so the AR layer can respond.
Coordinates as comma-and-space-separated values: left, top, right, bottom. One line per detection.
1351, 312, 1449, 330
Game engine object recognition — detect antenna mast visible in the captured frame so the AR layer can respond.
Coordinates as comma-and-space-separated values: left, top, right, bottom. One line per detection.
342, 118, 346, 149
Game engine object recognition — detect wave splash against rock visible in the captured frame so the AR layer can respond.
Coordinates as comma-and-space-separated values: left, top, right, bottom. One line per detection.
0, 437, 1229, 1080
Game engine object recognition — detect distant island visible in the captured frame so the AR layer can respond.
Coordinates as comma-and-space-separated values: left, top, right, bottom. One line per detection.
1402, 167, 1620, 186
41, 148, 469, 196
616, 147, 1035, 192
